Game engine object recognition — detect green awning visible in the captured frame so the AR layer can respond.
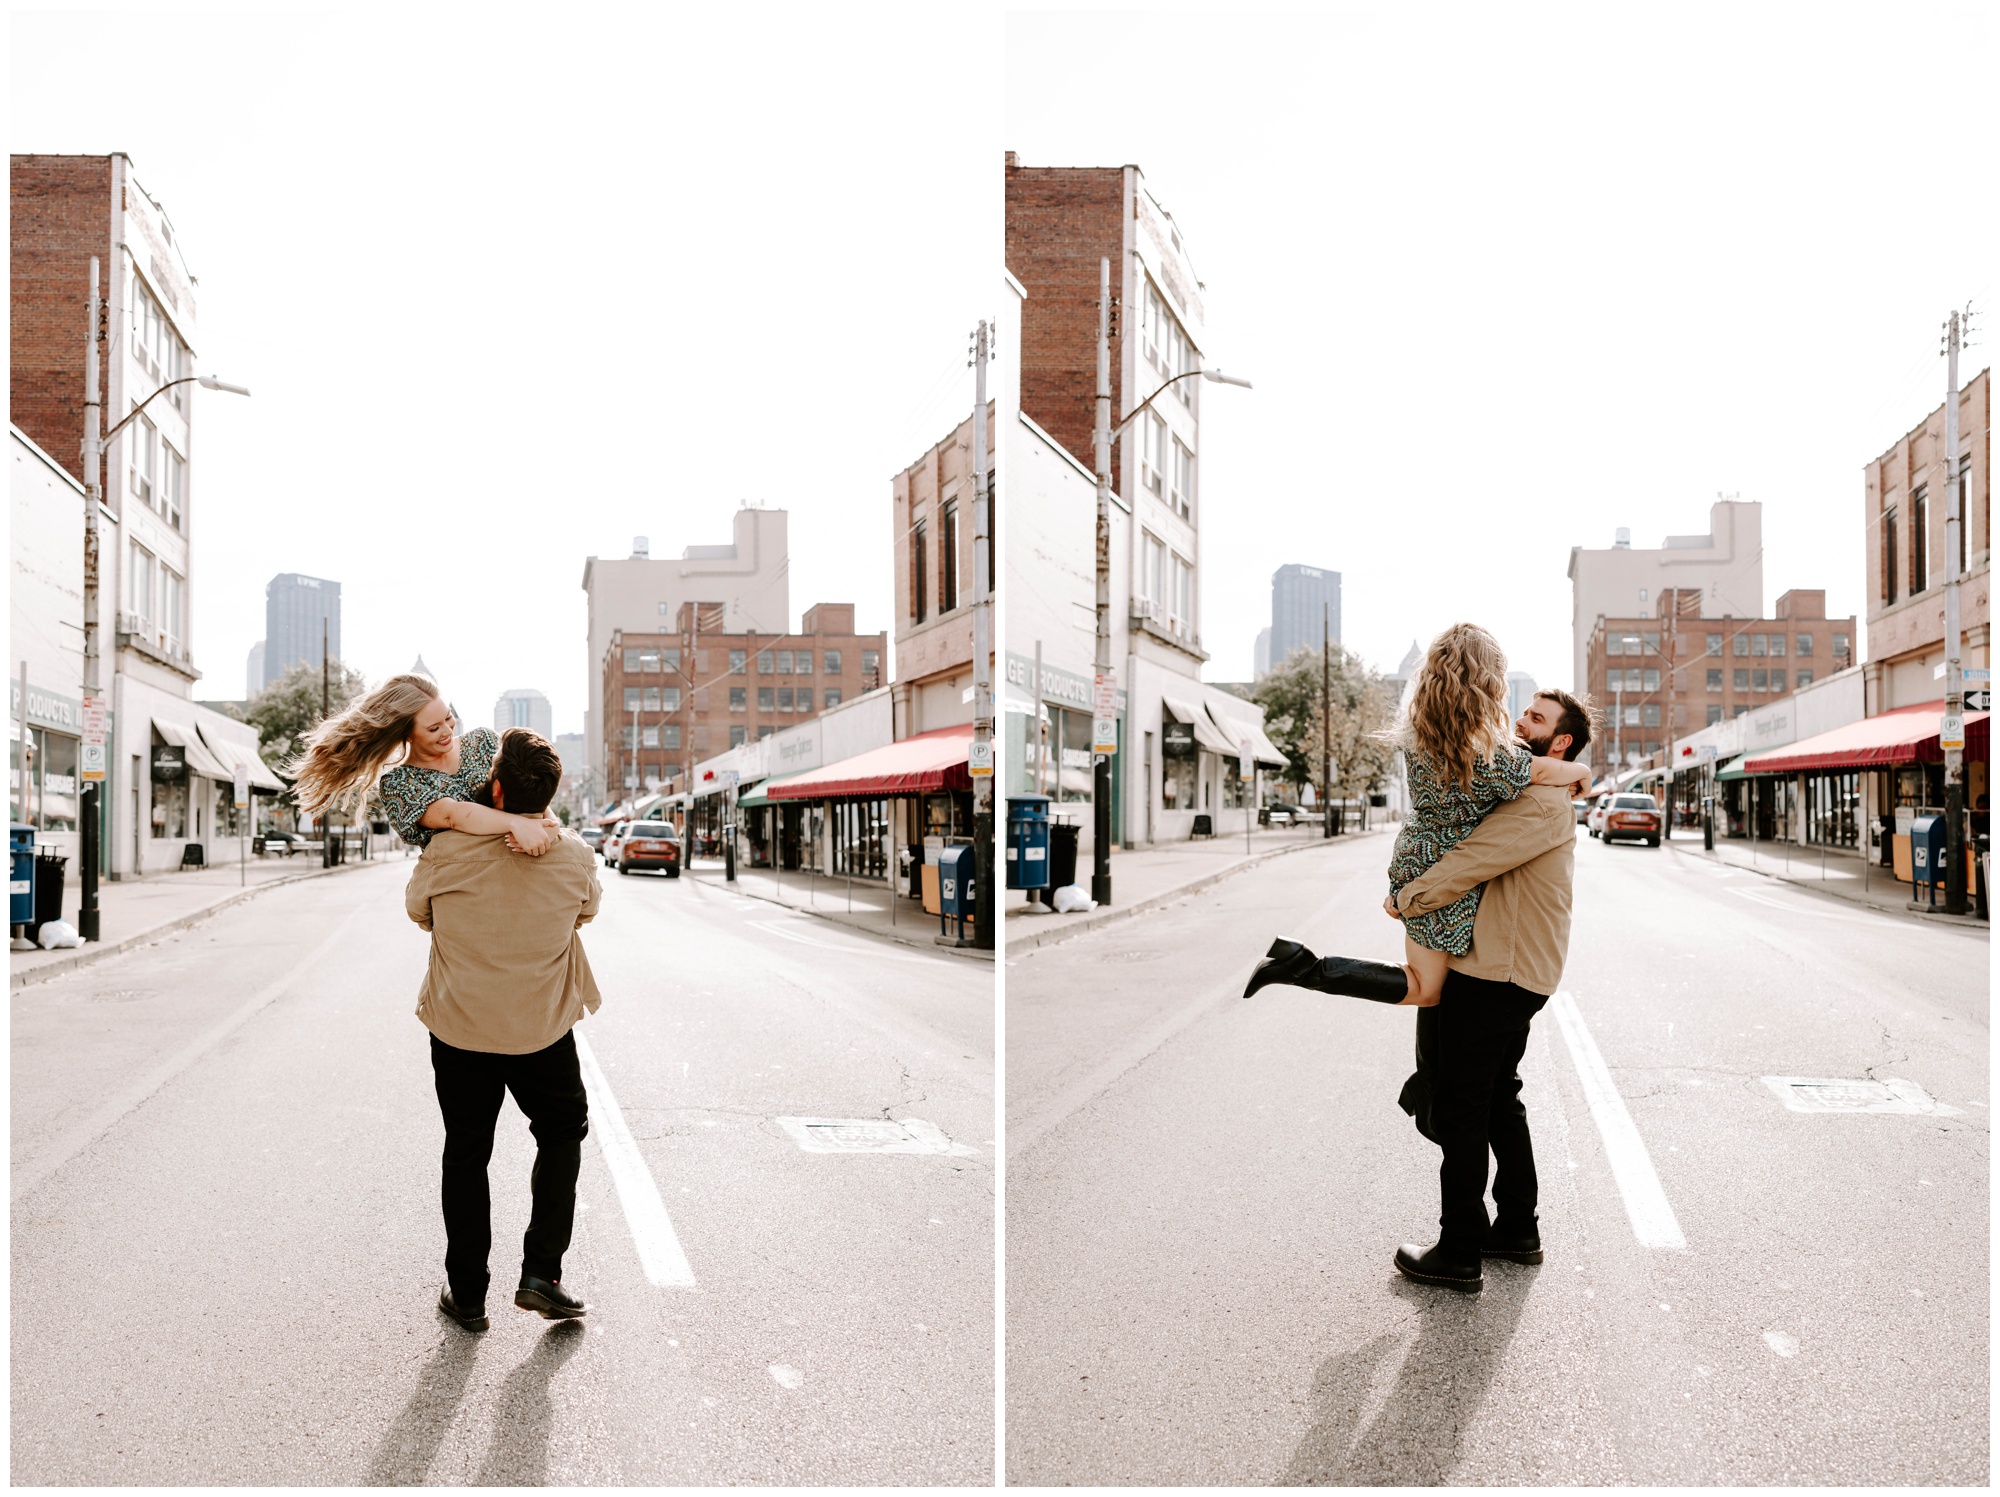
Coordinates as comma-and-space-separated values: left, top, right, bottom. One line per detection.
733, 778, 772, 810
1714, 753, 1750, 782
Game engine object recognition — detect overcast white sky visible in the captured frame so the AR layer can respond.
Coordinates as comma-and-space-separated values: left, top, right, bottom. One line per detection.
12, 6, 997, 735
1007, 4, 1994, 691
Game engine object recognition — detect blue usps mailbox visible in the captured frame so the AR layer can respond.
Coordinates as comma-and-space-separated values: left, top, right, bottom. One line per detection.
1006, 795, 1052, 892
11, 823, 35, 927
1909, 814, 1946, 907
936, 843, 977, 942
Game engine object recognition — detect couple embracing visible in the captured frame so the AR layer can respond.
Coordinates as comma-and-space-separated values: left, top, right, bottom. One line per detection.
1246, 624, 1596, 1292
292, 676, 602, 1331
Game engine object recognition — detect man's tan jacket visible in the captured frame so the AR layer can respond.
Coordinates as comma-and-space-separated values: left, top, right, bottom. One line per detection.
406, 830, 603, 1054
1394, 783, 1577, 995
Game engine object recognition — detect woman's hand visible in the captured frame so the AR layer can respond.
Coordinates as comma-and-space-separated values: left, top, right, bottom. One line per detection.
1383, 894, 1404, 921
505, 814, 558, 857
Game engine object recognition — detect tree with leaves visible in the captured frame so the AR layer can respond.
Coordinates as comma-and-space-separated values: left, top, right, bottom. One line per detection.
243, 657, 368, 808
1249, 643, 1402, 801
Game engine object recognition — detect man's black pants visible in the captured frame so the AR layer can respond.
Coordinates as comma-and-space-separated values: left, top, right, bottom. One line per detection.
430, 1030, 590, 1305
1398, 969, 1548, 1258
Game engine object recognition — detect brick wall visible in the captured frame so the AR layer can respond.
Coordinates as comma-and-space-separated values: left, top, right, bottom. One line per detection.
1005, 156, 1124, 492
11, 155, 114, 485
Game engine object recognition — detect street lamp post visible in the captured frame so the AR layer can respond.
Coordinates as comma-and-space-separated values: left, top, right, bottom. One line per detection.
78, 254, 249, 940
1090, 254, 1251, 906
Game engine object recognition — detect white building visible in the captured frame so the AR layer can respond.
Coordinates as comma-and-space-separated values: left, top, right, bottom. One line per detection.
1567, 500, 1763, 696
579, 507, 788, 795
492, 687, 554, 740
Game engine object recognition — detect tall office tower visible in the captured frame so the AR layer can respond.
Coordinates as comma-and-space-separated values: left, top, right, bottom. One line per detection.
263, 572, 342, 686
1269, 564, 1341, 668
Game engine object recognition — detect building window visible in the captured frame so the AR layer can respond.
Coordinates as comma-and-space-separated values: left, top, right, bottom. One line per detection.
1832, 632, 1850, 658
661, 725, 681, 750
729, 726, 746, 748
128, 414, 156, 509
1707, 705, 1723, 725
942, 500, 959, 612
1772, 670, 1788, 691
1732, 704, 1748, 718
1642, 704, 1661, 727
825, 688, 841, 709
1881, 506, 1898, 604
658, 602, 670, 616
912, 519, 928, 623
777, 650, 793, 674
1911, 484, 1929, 593
661, 687, 680, 712
1750, 634, 1767, 657
757, 650, 773, 674
1797, 670, 1812, 687
623, 687, 641, 711
1734, 669, 1749, 690
1170, 439, 1194, 520
1957, 453, 1971, 575
777, 687, 794, 711
1752, 669, 1767, 691
1733, 633, 1750, 656
641, 726, 659, 748
1796, 634, 1813, 657
1643, 669, 1660, 691
1606, 635, 1624, 656
823, 649, 841, 675
1706, 634, 1722, 655
1142, 532, 1166, 604
797, 687, 813, 713
729, 686, 746, 712
619, 726, 637, 749
758, 687, 774, 711
795, 651, 813, 676
1706, 668, 1722, 691
1623, 705, 1641, 726
663, 647, 680, 671
162, 442, 185, 530
729, 649, 746, 674
1767, 633, 1785, 657
623, 648, 641, 671
1171, 554, 1194, 637
756, 726, 774, 741
862, 649, 880, 679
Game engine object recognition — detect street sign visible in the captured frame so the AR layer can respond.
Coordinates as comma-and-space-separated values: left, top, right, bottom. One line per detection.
1699, 745, 1718, 762
1239, 738, 1255, 782
1964, 668, 1991, 682
233, 765, 250, 809
1967, 690, 1992, 712
80, 695, 106, 782
1941, 714, 1966, 751
968, 737, 993, 778
1091, 672, 1118, 755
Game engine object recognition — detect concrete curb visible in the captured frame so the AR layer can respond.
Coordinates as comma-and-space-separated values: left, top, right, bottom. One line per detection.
9, 858, 388, 990
1663, 836, 1989, 930
1005, 827, 1391, 954
683, 870, 995, 962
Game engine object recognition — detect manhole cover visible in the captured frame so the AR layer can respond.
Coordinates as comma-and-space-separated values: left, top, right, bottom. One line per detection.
775, 1117, 977, 1156
1761, 1077, 1961, 1115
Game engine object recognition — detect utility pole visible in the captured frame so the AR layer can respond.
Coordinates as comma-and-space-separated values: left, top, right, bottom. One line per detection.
321, 617, 333, 868
1089, 256, 1115, 907
969, 319, 996, 949
78, 258, 105, 941
1321, 603, 1332, 839
1941, 308, 1968, 914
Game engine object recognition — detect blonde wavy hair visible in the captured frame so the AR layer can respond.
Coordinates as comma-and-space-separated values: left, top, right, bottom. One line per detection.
287, 673, 442, 818
1399, 623, 1514, 791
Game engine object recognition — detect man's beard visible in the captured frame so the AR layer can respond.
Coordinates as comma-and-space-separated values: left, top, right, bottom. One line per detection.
1519, 730, 1554, 758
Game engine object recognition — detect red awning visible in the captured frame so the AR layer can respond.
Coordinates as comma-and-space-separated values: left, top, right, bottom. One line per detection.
1741, 700, 1990, 775
764, 725, 973, 801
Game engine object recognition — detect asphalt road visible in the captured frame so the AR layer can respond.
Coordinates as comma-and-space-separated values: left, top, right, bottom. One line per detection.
1005, 828, 1989, 1485
11, 850, 994, 1485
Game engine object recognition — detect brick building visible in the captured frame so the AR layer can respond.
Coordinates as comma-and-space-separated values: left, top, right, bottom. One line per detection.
600, 601, 882, 797
1585, 588, 1855, 769
892, 403, 993, 739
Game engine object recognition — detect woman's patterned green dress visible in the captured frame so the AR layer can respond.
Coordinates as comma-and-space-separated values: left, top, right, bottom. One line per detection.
1388, 742, 1533, 956
380, 726, 499, 848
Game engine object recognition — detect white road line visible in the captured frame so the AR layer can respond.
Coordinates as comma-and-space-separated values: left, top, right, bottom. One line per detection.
1550, 990, 1687, 1251
745, 918, 936, 964
573, 1030, 698, 1289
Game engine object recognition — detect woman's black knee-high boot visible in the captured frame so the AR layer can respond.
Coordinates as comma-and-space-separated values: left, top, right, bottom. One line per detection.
1243, 938, 1409, 1003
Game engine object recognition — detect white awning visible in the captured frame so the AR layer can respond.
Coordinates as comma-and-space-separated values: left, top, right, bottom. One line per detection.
1164, 694, 1235, 753
197, 724, 286, 792
152, 717, 235, 782
1204, 705, 1288, 767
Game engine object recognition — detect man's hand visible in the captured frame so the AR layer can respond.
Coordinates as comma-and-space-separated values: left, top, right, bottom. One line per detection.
1383, 894, 1404, 921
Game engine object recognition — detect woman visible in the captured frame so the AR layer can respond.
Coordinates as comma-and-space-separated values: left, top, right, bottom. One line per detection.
289, 674, 561, 855
1243, 623, 1590, 1005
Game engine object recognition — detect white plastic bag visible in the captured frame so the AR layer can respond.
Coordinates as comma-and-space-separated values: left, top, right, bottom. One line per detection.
1052, 884, 1095, 914
36, 919, 82, 949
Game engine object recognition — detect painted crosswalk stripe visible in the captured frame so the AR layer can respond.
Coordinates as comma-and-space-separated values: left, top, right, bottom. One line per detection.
574, 1031, 698, 1288
1550, 990, 1687, 1251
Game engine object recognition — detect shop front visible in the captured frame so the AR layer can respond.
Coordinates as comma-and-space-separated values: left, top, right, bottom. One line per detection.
765, 724, 974, 900
10, 679, 85, 867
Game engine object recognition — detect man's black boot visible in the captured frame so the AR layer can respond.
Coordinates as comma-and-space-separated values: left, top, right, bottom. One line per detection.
1482, 1225, 1545, 1264
1394, 1242, 1484, 1291
1244, 940, 1409, 1003
516, 1275, 588, 1320
439, 1283, 489, 1332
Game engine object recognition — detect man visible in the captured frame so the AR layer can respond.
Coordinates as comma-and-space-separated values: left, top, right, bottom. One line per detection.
406, 727, 602, 1331
1384, 689, 1591, 1292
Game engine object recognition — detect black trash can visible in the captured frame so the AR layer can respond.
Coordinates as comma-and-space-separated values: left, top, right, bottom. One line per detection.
1040, 821, 1081, 907
29, 852, 67, 942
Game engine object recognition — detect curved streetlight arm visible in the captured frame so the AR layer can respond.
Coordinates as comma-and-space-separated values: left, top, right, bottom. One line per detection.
1109, 365, 1255, 437
101, 374, 252, 446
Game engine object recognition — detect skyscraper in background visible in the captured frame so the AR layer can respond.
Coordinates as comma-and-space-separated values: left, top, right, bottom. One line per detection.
246, 640, 264, 698
493, 688, 554, 739
1269, 564, 1340, 669
1506, 671, 1537, 722
263, 572, 341, 687
1253, 627, 1272, 678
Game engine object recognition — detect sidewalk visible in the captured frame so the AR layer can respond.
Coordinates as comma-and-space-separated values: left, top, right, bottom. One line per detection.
679, 858, 995, 961
9, 850, 406, 988
1662, 828, 1990, 928
1005, 822, 1393, 952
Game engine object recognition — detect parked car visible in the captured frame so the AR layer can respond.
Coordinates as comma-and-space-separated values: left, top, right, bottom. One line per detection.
259, 829, 307, 857
1264, 802, 1304, 827
1572, 798, 1591, 826
601, 821, 631, 864
578, 826, 604, 854
617, 820, 681, 877
1601, 793, 1663, 847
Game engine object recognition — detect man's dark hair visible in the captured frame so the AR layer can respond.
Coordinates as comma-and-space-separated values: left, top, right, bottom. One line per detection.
1535, 689, 1594, 762
492, 728, 562, 816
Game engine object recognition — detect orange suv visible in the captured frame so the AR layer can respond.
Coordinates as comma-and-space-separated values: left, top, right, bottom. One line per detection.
1601, 793, 1663, 847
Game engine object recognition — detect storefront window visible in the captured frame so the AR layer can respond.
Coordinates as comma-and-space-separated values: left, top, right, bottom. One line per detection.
152, 776, 188, 838
1222, 756, 1250, 809
10, 728, 80, 832
1161, 720, 1197, 810
1055, 706, 1094, 804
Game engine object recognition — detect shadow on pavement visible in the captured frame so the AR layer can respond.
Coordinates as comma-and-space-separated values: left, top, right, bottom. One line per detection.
366, 1325, 483, 1484
471, 1319, 588, 1485
1279, 1267, 1533, 1485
